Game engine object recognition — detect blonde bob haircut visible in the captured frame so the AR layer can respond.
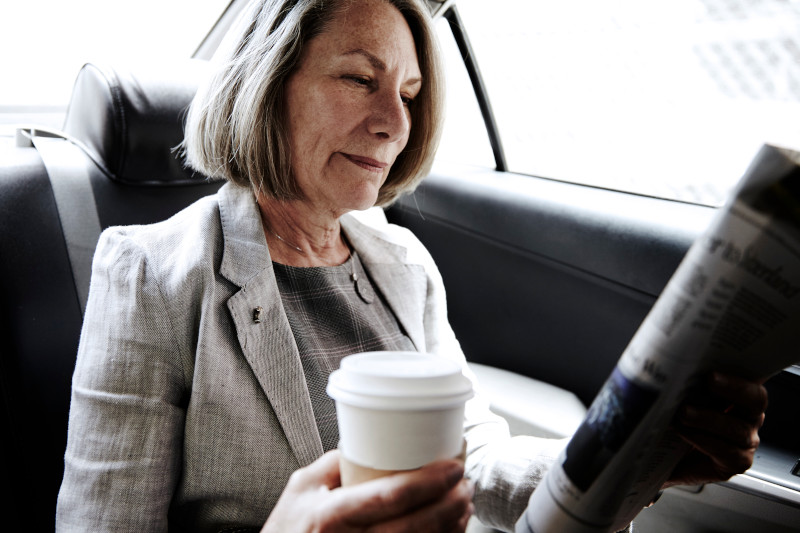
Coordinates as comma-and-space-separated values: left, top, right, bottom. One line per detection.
183, 0, 444, 207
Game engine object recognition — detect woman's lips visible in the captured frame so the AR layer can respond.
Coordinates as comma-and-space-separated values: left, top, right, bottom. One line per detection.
342, 153, 388, 172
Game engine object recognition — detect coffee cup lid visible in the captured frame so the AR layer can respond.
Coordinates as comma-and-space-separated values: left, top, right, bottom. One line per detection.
327, 351, 474, 410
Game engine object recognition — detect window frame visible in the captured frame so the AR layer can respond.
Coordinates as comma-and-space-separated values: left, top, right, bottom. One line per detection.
439, 5, 508, 172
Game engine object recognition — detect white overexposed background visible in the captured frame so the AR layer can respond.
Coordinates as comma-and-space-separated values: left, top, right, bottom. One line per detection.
437, 0, 800, 206
0, 0, 229, 126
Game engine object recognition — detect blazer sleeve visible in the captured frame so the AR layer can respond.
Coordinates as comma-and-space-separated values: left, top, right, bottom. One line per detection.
56, 228, 190, 532
399, 226, 569, 532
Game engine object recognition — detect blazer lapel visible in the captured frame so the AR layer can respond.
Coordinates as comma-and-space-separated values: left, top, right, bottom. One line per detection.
342, 215, 429, 352
217, 184, 323, 467
212, 189, 430, 468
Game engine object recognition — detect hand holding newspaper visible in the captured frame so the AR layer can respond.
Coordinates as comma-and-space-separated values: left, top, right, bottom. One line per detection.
516, 144, 800, 533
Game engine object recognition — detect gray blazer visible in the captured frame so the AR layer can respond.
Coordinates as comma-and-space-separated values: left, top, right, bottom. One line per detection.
56, 183, 565, 533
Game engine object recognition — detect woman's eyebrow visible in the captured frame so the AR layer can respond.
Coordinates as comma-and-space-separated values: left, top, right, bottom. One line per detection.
343, 48, 386, 70
342, 48, 422, 86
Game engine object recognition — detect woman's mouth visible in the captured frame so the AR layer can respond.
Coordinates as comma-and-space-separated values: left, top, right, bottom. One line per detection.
342, 153, 388, 172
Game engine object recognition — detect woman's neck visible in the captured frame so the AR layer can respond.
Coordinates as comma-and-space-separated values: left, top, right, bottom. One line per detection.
257, 196, 351, 267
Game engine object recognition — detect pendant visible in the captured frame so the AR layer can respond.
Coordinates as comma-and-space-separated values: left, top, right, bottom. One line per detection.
352, 272, 374, 304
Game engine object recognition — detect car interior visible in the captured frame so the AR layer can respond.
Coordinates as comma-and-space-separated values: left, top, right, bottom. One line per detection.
1, 1, 798, 531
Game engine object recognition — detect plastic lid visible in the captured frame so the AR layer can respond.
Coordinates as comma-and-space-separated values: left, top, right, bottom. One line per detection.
327, 351, 474, 410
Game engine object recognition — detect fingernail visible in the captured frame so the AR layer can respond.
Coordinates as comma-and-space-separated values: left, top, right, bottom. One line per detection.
466, 479, 476, 498
446, 461, 464, 484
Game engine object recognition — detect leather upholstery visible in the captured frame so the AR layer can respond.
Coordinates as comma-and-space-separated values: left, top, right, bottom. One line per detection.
0, 61, 221, 531
63, 61, 210, 185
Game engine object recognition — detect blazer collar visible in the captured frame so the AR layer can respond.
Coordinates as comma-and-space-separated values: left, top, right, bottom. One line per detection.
218, 183, 270, 287
218, 183, 323, 467
217, 183, 428, 353
216, 184, 429, 466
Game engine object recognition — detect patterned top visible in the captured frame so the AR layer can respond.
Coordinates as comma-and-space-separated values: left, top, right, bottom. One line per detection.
272, 250, 415, 452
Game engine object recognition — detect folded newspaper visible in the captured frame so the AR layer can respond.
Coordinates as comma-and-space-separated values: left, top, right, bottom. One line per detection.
516, 144, 800, 533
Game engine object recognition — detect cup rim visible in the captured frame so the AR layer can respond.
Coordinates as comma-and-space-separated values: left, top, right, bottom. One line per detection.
326, 351, 474, 410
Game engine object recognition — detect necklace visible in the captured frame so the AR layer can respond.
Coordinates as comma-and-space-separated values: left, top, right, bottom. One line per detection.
270, 229, 305, 255
266, 220, 373, 303
349, 251, 375, 304
259, 208, 307, 255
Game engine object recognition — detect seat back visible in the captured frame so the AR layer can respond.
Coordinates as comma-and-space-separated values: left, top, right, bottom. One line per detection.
0, 61, 221, 531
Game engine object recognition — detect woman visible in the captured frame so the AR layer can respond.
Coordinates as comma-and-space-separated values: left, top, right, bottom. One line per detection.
56, 0, 767, 532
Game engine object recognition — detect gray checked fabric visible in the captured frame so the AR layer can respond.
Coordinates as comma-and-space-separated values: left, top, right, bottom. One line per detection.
273, 250, 414, 452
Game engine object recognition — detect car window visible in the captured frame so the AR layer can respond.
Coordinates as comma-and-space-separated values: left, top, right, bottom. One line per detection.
435, 17, 496, 170
441, 0, 800, 206
0, 0, 230, 133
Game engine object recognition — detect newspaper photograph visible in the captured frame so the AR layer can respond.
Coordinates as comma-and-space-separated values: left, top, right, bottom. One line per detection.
516, 144, 800, 533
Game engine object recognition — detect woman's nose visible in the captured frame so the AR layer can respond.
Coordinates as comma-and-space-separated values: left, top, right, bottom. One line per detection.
367, 90, 411, 142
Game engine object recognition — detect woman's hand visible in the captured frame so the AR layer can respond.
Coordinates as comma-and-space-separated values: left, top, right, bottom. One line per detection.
261, 450, 475, 533
665, 372, 768, 489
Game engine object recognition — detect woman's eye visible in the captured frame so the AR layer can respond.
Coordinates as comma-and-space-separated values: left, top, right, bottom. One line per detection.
346, 76, 371, 87
401, 94, 415, 106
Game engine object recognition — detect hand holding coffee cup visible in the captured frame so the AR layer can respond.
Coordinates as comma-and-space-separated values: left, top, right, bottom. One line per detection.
326, 351, 474, 486
261, 450, 474, 533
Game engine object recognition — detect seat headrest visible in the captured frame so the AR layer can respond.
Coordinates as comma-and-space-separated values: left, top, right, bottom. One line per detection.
62, 61, 212, 185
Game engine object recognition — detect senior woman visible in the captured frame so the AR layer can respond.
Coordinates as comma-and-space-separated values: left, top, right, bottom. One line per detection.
56, 0, 768, 532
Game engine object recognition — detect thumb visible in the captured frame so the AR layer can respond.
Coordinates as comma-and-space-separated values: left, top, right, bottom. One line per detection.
294, 450, 342, 490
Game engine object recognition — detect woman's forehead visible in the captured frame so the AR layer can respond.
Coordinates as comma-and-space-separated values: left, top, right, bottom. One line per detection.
321, 1, 415, 50
311, 0, 420, 72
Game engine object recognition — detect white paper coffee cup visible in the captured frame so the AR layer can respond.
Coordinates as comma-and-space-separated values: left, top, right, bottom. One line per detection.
327, 351, 474, 485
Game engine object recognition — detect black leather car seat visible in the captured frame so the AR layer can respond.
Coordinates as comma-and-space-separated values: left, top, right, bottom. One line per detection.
0, 60, 221, 531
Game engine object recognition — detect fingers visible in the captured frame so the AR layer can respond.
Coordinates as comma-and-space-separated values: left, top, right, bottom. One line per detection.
670, 372, 768, 484
262, 452, 343, 533
679, 373, 767, 449
665, 447, 744, 488
362, 476, 475, 533
332, 459, 467, 526
675, 422, 758, 478
270, 455, 473, 533
708, 373, 768, 423
287, 450, 343, 491
678, 403, 760, 451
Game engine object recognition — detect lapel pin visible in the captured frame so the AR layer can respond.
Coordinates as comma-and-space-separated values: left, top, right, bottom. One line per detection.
253, 306, 263, 323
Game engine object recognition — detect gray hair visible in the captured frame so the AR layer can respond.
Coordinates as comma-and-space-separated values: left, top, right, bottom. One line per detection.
182, 0, 444, 206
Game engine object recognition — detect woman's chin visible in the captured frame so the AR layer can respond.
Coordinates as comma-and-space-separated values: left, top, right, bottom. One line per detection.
342, 188, 382, 213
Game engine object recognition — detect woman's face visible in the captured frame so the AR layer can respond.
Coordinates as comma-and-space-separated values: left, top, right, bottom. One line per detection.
284, 0, 422, 215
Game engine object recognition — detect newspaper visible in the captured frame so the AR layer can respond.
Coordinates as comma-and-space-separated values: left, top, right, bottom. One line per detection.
515, 144, 800, 533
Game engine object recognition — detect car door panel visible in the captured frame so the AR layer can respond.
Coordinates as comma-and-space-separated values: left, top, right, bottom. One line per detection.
387, 163, 715, 404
